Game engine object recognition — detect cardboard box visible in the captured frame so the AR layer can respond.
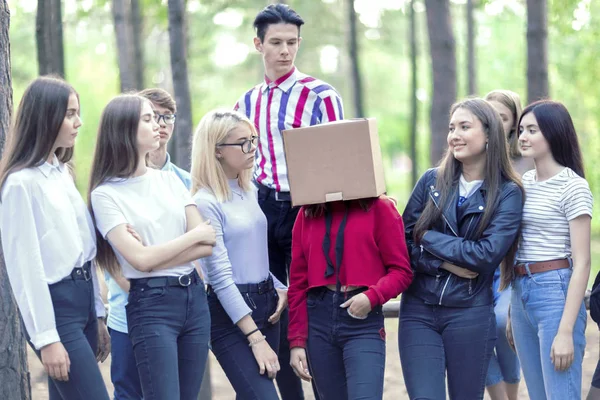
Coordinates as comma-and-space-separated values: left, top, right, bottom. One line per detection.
282, 118, 386, 207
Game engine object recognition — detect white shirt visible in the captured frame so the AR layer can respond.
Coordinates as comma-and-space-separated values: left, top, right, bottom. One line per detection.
517, 167, 593, 262
0, 157, 102, 350
91, 168, 196, 279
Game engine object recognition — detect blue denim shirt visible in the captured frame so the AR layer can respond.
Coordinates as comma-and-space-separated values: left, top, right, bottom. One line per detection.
105, 153, 192, 333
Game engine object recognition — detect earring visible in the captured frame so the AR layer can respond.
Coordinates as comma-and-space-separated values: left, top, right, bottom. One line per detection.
485, 142, 488, 151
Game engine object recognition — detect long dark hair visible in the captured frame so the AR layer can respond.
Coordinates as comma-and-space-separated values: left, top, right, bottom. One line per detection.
88, 94, 148, 276
0, 76, 77, 192
518, 100, 585, 178
303, 198, 377, 218
413, 98, 523, 279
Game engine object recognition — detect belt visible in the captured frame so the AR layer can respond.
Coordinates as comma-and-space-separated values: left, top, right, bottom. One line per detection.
515, 259, 570, 276
130, 269, 200, 289
207, 276, 274, 296
257, 183, 291, 202
61, 262, 92, 282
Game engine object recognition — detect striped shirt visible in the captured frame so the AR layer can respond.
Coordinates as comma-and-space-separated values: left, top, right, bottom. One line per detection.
517, 167, 593, 262
234, 67, 344, 192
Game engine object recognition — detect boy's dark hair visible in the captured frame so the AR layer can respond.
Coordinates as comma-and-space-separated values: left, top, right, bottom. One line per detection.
253, 4, 304, 43
138, 88, 176, 113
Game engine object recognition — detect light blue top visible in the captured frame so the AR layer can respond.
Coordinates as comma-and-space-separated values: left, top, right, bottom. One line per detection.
105, 153, 192, 333
194, 179, 286, 324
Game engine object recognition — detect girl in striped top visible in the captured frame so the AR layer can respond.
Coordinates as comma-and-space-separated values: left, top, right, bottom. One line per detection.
503, 100, 593, 399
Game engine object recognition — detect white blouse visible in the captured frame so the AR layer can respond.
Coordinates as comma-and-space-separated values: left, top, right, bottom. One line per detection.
0, 157, 103, 350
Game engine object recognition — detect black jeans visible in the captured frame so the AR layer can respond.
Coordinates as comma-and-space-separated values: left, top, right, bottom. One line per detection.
208, 281, 280, 399
27, 266, 110, 400
398, 294, 496, 400
257, 184, 307, 400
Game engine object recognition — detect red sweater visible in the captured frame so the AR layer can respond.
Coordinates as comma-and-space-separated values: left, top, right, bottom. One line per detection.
287, 197, 413, 349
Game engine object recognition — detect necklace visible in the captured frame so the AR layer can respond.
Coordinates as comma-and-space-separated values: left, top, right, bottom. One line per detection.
231, 188, 244, 200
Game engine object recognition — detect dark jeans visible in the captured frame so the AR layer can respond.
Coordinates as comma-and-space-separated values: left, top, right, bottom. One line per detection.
208, 283, 280, 399
398, 294, 496, 400
108, 328, 143, 400
27, 267, 110, 400
306, 288, 386, 400
126, 270, 210, 400
257, 184, 307, 400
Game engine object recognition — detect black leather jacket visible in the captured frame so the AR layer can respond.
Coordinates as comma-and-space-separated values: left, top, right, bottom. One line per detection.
402, 168, 524, 307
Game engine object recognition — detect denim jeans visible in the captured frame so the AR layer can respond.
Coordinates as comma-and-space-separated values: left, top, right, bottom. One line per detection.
511, 267, 587, 400
108, 328, 143, 400
257, 184, 307, 400
27, 267, 110, 400
486, 269, 521, 386
208, 284, 280, 399
125, 270, 210, 400
399, 294, 496, 400
306, 288, 386, 400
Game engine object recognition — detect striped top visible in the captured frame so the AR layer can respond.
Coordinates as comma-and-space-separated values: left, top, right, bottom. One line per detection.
517, 167, 593, 262
234, 67, 344, 192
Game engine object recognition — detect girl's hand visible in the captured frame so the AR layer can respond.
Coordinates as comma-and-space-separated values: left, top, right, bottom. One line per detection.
249, 333, 280, 379
340, 293, 372, 319
126, 224, 143, 244
41, 342, 70, 381
268, 289, 288, 324
96, 318, 111, 362
193, 220, 216, 245
441, 262, 479, 279
551, 331, 575, 371
290, 347, 312, 382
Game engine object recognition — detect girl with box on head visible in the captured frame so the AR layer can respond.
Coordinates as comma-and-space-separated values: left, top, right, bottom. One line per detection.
190, 109, 287, 399
483, 89, 527, 400
505, 100, 592, 400
287, 190, 413, 396
88, 94, 216, 400
0, 77, 110, 400
399, 98, 524, 399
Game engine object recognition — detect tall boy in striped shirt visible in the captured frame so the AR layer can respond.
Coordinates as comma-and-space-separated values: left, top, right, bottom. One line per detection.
234, 4, 344, 399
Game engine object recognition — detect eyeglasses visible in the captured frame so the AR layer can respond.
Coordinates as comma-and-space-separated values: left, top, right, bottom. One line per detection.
154, 113, 177, 125
217, 136, 258, 154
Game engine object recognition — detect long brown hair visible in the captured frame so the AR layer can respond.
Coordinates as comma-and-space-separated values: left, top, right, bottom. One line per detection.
304, 198, 376, 218
413, 99, 523, 284
87, 94, 148, 276
485, 90, 522, 159
0, 76, 76, 193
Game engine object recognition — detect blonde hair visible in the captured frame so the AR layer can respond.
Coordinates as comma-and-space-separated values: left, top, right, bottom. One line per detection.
191, 109, 256, 202
485, 90, 523, 159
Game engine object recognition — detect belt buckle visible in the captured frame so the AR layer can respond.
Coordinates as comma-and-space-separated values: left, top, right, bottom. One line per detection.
82, 268, 91, 281
275, 191, 282, 201
178, 274, 192, 287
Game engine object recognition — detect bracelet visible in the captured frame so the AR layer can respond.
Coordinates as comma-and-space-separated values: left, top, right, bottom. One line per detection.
245, 328, 260, 338
248, 335, 267, 347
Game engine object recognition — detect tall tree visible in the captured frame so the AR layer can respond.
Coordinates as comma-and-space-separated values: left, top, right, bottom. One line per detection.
346, 0, 364, 117
0, 2, 31, 399
168, 0, 193, 171
36, 0, 65, 77
425, 0, 457, 165
131, 0, 144, 89
526, 0, 549, 103
112, 0, 137, 91
409, 0, 418, 187
466, 0, 477, 95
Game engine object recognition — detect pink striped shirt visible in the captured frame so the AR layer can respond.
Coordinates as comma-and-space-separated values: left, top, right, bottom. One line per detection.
234, 67, 344, 192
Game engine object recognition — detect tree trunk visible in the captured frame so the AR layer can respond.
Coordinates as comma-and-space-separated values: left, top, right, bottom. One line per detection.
131, 0, 144, 89
466, 0, 477, 95
168, 0, 193, 171
409, 0, 418, 187
112, 0, 137, 92
0, 2, 31, 398
347, 0, 364, 118
36, 0, 65, 77
526, 0, 548, 103
425, 0, 457, 166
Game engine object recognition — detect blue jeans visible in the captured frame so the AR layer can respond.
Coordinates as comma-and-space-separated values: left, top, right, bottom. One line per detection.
27, 267, 110, 400
108, 328, 143, 400
126, 270, 210, 400
486, 269, 521, 386
399, 294, 496, 400
511, 267, 587, 400
306, 288, 386, 400
208, 283, 280, 399
257, 184, 308, 400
